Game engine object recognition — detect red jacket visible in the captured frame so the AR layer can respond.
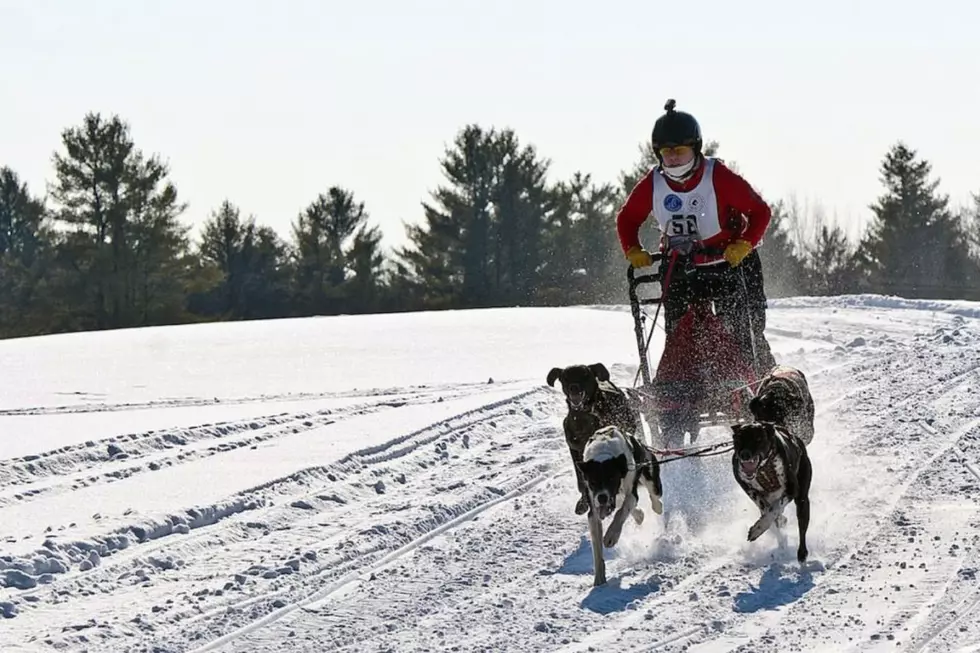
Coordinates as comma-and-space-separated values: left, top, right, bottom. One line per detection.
615, 158, 772, 262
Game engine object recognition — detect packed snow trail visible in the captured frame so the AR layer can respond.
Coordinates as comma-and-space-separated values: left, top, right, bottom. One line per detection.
0, 298, 978, 653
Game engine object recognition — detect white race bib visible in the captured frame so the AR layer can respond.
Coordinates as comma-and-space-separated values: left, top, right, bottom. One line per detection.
651, 158, 722, 243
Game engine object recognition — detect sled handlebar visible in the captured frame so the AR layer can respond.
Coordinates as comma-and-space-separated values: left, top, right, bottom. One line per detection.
626, 245, 732, 287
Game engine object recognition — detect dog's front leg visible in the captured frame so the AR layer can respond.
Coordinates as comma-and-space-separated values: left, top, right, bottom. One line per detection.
795, 451, 813, 563
748, 497, 790, 542
587, 500, 607, 586
630, 487, 646, 526
777, 455, 801, 531
603, 492, 637, 549
796, 496, 810, 562
568, 446, 590, 515
753, 495, 786, 529
643, 477, 663, 515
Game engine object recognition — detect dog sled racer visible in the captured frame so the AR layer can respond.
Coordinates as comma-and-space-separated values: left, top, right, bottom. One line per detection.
615, 99, 777, 377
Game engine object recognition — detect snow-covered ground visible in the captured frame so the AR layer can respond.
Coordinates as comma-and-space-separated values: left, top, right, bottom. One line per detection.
1, 296, 979, 652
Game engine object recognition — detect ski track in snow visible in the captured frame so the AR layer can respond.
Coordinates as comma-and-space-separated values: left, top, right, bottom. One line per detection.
0, 298, 979, 653
0, 381, 513, 509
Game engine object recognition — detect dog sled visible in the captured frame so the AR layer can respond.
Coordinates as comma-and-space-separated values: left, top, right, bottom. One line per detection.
627, 240, 759, 450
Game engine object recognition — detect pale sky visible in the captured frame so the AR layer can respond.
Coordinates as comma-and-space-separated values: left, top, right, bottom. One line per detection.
2, 0, 977, 254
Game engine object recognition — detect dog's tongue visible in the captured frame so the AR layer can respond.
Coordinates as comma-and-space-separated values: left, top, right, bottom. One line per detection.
741, 458, 759, 475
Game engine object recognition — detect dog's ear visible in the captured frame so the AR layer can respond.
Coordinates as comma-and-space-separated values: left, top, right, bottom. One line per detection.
588, 363, 610, 382
748, 394, 762, 417
731, 423, 746, 438
546, 367, 563, 387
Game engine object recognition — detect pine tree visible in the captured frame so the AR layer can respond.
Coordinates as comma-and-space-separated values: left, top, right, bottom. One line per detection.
197, 200, 256, 317
0, 167, 46, 264
396, 127, 491, 309
491, 130, 552, 304
0, 167, 53, 336
396, 124, 551, 308
128, 172, 192, 324
399, 209, 461, 309
757, 200, 807, 298
292, 187, 375, 315
963, 192, 980, 259
537, 176, 584, 304
539, 172, 620, 304
196, 201, 292, 319
241, 225, 293, 319
802, 223, 859, 295
344, 224, 386, 313
401, 125, 496, 307
573, 178, 621, 302
856, 143, 974, 298
48, 112, 189, 329
957, 192, 980, 298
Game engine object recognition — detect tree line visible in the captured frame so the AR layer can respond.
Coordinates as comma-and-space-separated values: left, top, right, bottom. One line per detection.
2, 111, 979, 339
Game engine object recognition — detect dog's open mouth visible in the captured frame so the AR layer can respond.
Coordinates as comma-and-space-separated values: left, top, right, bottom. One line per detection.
740, 456, 761, 476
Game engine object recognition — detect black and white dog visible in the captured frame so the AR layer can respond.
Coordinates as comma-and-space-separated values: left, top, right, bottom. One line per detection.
578, 425, 663, 586
547, 363, 643, 515
748, 365, 815, 446
731, 422, 813, 563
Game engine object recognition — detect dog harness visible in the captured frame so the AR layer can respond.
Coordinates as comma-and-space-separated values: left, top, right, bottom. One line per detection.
750, 452, 782, 494
582, 429, 636, 473
742, 428, 787, 494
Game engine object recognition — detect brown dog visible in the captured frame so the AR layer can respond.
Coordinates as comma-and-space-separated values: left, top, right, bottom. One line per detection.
748, 365, 815, 445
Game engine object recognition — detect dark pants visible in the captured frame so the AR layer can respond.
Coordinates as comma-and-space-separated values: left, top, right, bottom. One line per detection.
660, 249, 776, 378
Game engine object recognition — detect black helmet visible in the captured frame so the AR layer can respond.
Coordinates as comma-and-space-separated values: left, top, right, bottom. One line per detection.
651, 99, 702, 154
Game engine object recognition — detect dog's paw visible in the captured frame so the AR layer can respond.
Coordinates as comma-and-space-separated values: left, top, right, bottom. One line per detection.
575, 495, 590, 515
651, 495, 663, 515
603, 529, 622, 549
632, 508, 645, 525
797, 544, 809, 563
775, 514, 787, 529
747, 520, 767, 542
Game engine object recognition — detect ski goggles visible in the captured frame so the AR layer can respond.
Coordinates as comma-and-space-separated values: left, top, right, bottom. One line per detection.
657, 145, 694, 158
